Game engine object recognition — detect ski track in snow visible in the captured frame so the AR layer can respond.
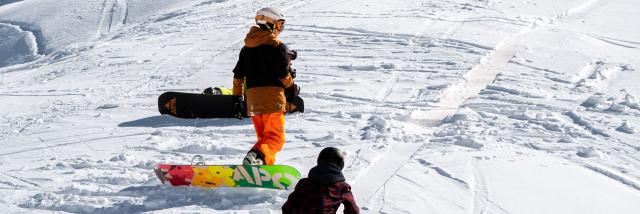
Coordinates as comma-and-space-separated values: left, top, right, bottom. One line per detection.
440, 0, 640, 210
412, 0, 609, 127
96, 0, 129, 38
350, 0, 640, 211
286, 1, 493, 208
351, 143, 422, 210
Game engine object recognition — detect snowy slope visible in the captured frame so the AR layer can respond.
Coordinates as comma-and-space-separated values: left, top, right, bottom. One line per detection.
1, 0, 639, 213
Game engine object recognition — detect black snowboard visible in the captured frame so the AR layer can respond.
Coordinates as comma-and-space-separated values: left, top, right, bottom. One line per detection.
158, 92, 303, 119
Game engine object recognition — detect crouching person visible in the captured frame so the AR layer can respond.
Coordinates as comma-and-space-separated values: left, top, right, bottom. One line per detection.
282, 147, 359, 214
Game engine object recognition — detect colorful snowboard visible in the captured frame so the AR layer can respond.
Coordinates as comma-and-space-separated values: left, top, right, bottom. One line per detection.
158, 91, 304, 119
154, 164, 301, 190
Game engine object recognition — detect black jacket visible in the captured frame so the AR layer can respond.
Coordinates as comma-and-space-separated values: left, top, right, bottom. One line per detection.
282, 163, 360, 214
233, 44, 290, 89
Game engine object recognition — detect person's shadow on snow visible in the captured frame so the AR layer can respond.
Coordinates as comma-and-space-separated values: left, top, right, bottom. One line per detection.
118, 115, 252, 128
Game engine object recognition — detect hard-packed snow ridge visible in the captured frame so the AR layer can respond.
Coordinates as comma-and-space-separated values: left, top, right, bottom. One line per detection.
0, 22, 44, 67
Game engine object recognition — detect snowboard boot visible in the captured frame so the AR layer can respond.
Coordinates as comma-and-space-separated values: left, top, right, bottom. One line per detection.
243, 150, 265, 165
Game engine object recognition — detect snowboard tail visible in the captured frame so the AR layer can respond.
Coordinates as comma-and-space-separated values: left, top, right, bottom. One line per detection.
154, 164, 301, 190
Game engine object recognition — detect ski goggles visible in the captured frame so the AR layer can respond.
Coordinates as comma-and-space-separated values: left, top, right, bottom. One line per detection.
277, 20, 286, 31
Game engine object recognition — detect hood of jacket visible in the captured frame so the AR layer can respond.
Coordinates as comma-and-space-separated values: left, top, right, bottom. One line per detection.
308, 163, 346, 185
244, 26, 282, 48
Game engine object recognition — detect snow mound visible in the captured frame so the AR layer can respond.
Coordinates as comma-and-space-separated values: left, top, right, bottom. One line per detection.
0, 23, 40, 67
581, 94, 609, 108
380, 63, 396, 69
582, 93, 637, 113
453, 137, 484, 149
361, 116, 390, 140
443, 107, 481, 123
97, 104, 120, 109
543, 122, 563, 132
508, 108, 536, 121
574, 60, 628, 90
564, 111, 609, 137
335, 111, 350, 118
622, 94, 640, 110
433, 128, 462, 137
109, 154, 129, 162
616, 121, 635, 134
606, 103, 628, 113
577, 147, 602, 158
558, 136, 576, 143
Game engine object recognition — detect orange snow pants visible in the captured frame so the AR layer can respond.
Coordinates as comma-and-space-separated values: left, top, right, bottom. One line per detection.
251, 112, 285, 165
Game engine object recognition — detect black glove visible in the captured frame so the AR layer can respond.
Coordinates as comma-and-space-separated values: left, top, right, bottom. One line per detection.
202, 87, 223, 95
202, 87, 214, 95
284, 83, 300, 101
231, 95, 244, 120
287, 49, 297, 61
289, 67, 297, 79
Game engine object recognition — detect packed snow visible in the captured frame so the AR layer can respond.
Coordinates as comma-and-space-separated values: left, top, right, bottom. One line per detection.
1, 0, 639, 213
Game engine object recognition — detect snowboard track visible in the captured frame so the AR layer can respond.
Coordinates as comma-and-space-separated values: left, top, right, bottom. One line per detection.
350, 0, 612, 210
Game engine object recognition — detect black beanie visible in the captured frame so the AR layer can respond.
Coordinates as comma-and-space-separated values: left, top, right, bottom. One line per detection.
317, 147, 345, 169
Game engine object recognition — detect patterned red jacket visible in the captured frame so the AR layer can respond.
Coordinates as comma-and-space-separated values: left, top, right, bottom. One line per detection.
282, 163, 359, 214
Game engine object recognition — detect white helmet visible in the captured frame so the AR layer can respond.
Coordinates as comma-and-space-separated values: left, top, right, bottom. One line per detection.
255, 7, 286, 32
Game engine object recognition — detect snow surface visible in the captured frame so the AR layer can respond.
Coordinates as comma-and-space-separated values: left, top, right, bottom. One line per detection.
1, 0, 640, 213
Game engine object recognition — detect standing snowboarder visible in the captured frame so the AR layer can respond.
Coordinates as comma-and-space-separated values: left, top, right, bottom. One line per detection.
282, 147, 359, 214
233, 7, 299, 165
